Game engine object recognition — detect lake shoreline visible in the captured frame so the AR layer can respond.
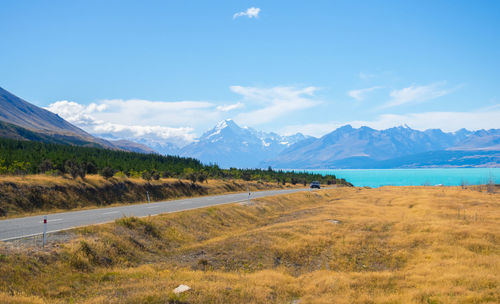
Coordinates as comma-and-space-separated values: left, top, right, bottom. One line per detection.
286, 168, 499, 187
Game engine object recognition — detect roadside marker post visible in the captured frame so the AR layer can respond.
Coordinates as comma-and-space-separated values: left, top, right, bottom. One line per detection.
247, 184, 250, 205
42, 215, 47, 247
147, 191, 151, 204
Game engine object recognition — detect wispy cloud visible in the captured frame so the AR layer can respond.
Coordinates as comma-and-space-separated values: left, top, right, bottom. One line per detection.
216, 102, 244, 112
233, 7, 260, 19
384, 81, 454, 108
347, 86, 383, 101
232, 86, 320, 125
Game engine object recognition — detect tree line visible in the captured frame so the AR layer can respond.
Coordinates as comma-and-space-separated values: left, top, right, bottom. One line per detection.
0, 137, 351, 186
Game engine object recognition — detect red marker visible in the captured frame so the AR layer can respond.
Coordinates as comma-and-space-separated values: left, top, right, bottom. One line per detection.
42, 215, 47, 247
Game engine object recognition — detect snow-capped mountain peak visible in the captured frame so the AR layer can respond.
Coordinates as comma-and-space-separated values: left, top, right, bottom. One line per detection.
203, 119, 244, 140
180, 119, 310, 168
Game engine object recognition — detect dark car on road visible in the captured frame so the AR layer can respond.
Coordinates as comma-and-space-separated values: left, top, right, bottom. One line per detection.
310, 181, 321, 189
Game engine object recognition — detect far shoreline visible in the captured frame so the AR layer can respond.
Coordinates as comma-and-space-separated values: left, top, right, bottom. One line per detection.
284, 167, 499, 188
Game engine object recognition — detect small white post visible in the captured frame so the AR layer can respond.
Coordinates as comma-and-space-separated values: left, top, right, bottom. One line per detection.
147, 191, 151, 203
42, 215, 47, 247
247, 183, 250, 205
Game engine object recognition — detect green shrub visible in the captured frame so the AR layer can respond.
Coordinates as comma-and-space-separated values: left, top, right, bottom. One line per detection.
100, 167, 115, 179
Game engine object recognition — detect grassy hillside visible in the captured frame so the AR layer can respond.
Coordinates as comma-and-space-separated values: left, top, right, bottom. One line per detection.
0, 186, 498, 303
0, 175, 300, 217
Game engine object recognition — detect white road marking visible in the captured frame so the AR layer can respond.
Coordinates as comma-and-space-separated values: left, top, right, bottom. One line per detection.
0, 188, 308, 241
146, 206, 161, 209
102, 211, 120, 215
48, 218, 63, 222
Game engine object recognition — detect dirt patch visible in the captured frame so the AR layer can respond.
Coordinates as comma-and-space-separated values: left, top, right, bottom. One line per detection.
1, 230, 75, 253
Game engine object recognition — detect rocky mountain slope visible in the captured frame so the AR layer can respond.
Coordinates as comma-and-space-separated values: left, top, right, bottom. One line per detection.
264, 125, 500, 168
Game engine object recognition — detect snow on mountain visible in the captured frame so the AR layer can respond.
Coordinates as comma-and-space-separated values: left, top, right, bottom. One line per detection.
264, 125, 500, 168
448, 129, 500, 151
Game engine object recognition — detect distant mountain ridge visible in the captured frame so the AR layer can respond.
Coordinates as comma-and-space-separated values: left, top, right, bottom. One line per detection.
179, 119, 309, 168
109, 139, 156, 154
448, 129, 500, 151
98, 132, 181, 156
264, 125, 500, 168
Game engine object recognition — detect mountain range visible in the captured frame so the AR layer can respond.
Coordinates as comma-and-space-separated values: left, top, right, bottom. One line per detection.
169, 120, 498, 169
97, 132, 181, 156
263, 125, 499, 168
178, 119, 309, 168
0, 86, 498, 168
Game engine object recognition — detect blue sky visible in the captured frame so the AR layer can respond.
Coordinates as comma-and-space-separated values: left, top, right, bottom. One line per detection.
1, 0, 499, 145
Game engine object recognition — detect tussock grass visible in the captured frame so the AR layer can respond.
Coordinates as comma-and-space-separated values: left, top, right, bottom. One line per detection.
0, 174, 298, 217
0, 186, 499, 303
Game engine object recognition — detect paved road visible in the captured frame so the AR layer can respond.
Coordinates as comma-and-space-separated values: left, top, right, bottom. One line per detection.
0, 188, 309, 241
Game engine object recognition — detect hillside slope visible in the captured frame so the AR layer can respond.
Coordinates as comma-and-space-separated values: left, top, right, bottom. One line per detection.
0, 87, 89, 136
0, 87, 146, 151
0, 120, 113, 147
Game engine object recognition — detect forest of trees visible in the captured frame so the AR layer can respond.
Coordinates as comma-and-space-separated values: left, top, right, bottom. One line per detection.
0, 137, 351, 186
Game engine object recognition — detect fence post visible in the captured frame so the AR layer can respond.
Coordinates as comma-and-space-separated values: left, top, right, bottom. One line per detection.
42, 215, 47, 247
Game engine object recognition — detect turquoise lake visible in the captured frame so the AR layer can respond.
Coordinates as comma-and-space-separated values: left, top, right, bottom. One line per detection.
295, 168, 499, 188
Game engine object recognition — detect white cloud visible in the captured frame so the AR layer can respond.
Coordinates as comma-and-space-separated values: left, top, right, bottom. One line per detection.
233, 7, 260, 19
384, 82, 454, 108
216, 102, 244, 112
45, 99, 223, 147
95, 99, 216, 127
232, 86, 321, 125
46, 100, 106, 126
92, 123, 196, 146
281, 110, 500, 137
347, 86, 383, 101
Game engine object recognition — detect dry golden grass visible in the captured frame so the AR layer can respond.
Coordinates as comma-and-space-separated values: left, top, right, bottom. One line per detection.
0, 186, 498, 303
0, 174, 300, 218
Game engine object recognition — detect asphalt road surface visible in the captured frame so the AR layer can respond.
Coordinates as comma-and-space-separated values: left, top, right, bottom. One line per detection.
0, 188, 309, 241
